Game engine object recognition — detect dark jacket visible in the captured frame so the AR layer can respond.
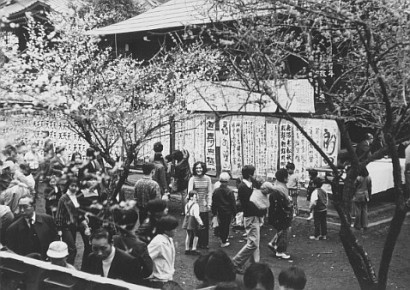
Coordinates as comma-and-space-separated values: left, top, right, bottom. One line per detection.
136, 217, 159, 245
212, 185, 236, 216
237, 181, 266, 217
268, 182, 293, 231
113, 232, 153, 279
83, 247, 142, 284
5, 213, 58, 259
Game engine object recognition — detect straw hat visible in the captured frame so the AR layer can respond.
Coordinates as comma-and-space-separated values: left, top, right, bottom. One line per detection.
47, 241, 69, 258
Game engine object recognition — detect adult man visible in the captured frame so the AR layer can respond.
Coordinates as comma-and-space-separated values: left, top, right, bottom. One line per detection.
134, 163, 161, 223
232, 165, 266, 274
268, 169, 293, 260
152, 153, 169, 197
6, 195, 58, 259
83, 228, 142, 284
356, 133, 374, 161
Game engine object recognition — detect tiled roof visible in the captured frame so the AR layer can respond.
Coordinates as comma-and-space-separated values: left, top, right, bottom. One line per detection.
0, 0, 69, 19
87, 0, 243, 35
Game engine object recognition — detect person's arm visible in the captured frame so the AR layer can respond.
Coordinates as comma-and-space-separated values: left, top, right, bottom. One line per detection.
207, 176, 213, 208
193, 204, 204, 226
309, 189, 319, 211
229, 190, 237, 214
151, 183, 162, 200
211, 191, 217, 216
188, 176, 194, 193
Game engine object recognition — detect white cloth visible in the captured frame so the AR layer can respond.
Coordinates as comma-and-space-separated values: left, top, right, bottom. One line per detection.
67, 192, 80, 208
102, 246, 116, 277
242, 179, 252, 188
185, 200, 203, 225
24, 151, 42, 170
287, 173, 299, 189
148, 234, 175, 281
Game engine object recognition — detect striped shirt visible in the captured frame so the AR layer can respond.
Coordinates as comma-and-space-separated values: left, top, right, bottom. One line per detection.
188, 175, 213, 212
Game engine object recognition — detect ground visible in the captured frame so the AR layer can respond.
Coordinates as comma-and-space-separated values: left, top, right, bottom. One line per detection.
35, 189, 410, 290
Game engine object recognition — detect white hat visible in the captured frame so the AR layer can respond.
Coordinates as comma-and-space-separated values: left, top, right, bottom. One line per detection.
0, 160, 14, 171
219, 172, 231, 182
47, 241, 69, 258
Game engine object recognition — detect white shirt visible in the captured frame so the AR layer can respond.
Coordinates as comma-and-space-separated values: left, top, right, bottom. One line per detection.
102, 246, 116, 277
25, 212, 36, 227
67, 191, 80, 208
185, 201, 203, 225
148, 234, 175, 281
243, 179, 252, 188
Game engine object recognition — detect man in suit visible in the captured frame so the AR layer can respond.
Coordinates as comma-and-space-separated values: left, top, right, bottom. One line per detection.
5, 195, 58, 259
83, 228, 143, 284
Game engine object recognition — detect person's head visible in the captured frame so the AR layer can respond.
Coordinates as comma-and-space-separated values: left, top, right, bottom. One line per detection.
42, 130, 50, 138
193, 161, 207, 176
146, 199, 168, 218
204, 250, 236, 285
19, 163, 31, 176
90, 228, 113, 260
49, 176, 58, 187
114, 208, 138, 231
365, 133, 374, 143
86, 147, 95, 161
161, 281, 184, 290
215, 281, 241, 290
286, 163, 295, 175
47, 241, 69, 267
66, 178, 79, 194
242, 165, 256, 180
165, 154, 173, 163
187, 190, 199, 203
194, 253, 209, 282
275, 169, 289, 183
219, 172, 231, 183
30, 142, 38, 152
358, 165, 369, 177
278, 267, 307, 290
252, 176, 264, 189
244, 263, 274, 290
142, 162, 156, 176
172, 150, 183, 162
18, 195, 35, 219
153, 141, 164, 153
312, 177, 324, 189
71, 152, 82, 164
156, 215, 179, 237
308, 169, 318, 179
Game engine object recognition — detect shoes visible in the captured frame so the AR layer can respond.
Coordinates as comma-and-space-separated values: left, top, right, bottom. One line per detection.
184, 250, 191, 255
276, 252, 291, 260
190, 250, 201, 255
198, 245, 209, 250
320, 235, 327, 240
221, 242, 230, 248
309, 236, 320, 240
267, 243, 277, 253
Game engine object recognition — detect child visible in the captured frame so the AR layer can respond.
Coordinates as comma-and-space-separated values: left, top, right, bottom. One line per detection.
309, 177, 328, 240
286, 163, 300, 216
278, 266, 307, 290
147, 215, 179, 289
184, 190, 204, 255
306, 169, 318, 220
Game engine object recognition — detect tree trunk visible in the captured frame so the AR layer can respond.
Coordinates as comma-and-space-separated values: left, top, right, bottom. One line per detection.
110, 147, 135, 201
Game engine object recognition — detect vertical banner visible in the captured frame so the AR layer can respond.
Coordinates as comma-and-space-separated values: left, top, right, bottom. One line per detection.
242, 116, 255, 167
183, 118, 195, 161
321, 120, 339, 167
292, 119, 309, 181
220, 118, 231, 172
311, 120, 323, 168
254, 117, 267, 176
192, 115, 205, 166
279, 121, 294, 168
266, 119, 279, 179
230, 117, 243, 178
205, 116, 216, 174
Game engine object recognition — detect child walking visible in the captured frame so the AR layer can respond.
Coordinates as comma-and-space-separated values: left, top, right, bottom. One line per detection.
309, 177, 328, 240
183, 190, 204, 255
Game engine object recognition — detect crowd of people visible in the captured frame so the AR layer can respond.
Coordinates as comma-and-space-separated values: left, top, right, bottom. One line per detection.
0, 138, 318, 289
